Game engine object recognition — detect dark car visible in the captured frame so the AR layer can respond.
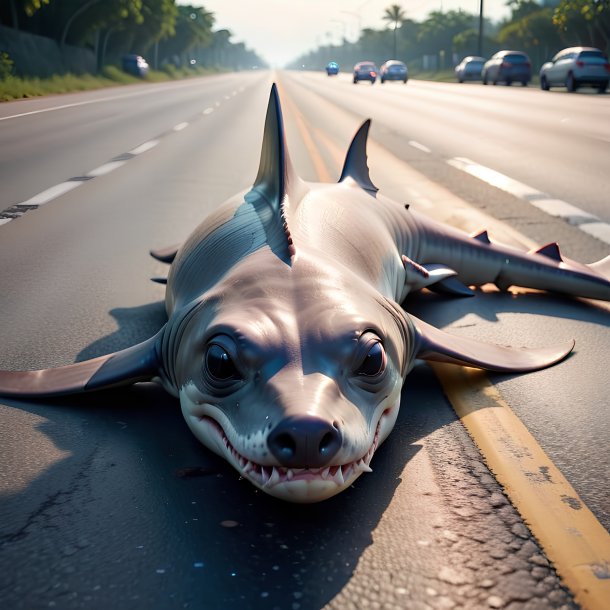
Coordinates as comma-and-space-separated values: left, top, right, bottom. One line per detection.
455, 56, 485, 82
380, 60, 408, 84
325, 61, 339, 76
122, 54, 149, 77
353, 61, 378, 84
540, 46, 610, 92
482, 50, 531, 86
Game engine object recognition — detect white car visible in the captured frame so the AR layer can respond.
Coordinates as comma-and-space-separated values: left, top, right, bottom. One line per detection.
540, 46, 610, 92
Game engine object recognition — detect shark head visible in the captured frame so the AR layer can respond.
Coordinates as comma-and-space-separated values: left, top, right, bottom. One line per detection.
173, 249, 412, 502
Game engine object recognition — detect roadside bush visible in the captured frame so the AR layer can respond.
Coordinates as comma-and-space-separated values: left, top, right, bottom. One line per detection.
101, 65, 140, 84
0, 52, 14, 79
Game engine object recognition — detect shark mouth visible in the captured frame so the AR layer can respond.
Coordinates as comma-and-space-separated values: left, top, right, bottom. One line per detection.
199, 410, 389, 495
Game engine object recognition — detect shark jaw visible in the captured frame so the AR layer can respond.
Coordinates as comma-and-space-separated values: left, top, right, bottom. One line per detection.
181, 394, 401, 503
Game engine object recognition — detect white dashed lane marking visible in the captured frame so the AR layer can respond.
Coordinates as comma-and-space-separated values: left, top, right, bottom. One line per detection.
129, 140, 159, 155
409, 141, 431, 154
448, 156, 610, 246
1, 85, 249, 225
87, 161, 127, 177
22, 181, 83, 206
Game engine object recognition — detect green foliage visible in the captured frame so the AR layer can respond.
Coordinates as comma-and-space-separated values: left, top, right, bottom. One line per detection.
417, 10, 477, 59
498, 7, 563, 60
0, 61, 218, 102
553, 0, 610, 49
0, 52, 14, 79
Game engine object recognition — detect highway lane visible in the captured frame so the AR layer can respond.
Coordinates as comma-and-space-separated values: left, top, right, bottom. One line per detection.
0, 71, 607, 608
0, 72, 266, 211
283, 71, 610, 228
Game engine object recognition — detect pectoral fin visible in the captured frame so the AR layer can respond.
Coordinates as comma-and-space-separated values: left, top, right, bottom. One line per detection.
412, 316, 573, 373
0, 331, 163, 398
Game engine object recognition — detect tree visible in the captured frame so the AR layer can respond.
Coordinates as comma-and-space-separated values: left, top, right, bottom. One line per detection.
157, 5, 214, 67
553, 0, 610, 51
498, 8, 563, 66
2, 0, 51, 29
417, 10, 475, 68
383, 4, 406, 58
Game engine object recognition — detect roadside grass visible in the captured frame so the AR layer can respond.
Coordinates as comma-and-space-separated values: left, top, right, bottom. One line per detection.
0, 65, 219, 102
0, 66, 543, 101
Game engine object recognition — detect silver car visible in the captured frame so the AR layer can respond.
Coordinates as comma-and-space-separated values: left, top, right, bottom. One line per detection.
482, 50, 531, 86
455, 56, 485, 83
540, 47, 610, 93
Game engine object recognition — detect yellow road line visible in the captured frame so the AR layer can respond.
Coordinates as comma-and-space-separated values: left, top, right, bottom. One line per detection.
275, 78, 610, 608
432, 362, 610, 610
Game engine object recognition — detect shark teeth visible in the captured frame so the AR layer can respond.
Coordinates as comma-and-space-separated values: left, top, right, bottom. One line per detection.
208, 412, 386, 490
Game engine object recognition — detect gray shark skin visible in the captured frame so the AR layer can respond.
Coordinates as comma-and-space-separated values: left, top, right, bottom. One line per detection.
1, 85, 609, 503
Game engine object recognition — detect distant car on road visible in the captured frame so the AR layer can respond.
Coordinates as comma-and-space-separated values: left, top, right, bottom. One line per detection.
122, 54, 149, 77
539, 47, 610, 93
353, 61, 378, 84
482, 50, 531, 86
455, 56, 485, 82
380, 60, 408, 84
326, 61, 339, 76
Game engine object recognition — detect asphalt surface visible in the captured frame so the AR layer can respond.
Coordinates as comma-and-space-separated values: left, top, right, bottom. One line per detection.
0, 71, 608, 609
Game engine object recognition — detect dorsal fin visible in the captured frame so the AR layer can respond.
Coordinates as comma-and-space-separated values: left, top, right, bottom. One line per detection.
246, 84, 296, 263
339, 119, 378, 195
470, 229, 491, 245
531, 242, 563, 262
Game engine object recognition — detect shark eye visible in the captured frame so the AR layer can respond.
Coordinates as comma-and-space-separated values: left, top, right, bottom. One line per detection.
355, 341, 386, 377
205, 343, 240, 382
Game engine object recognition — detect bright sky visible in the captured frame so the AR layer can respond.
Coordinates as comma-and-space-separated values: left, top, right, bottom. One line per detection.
186, 0, 511, 67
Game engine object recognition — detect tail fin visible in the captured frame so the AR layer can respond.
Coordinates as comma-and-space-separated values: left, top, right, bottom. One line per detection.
589, 254, 610, 282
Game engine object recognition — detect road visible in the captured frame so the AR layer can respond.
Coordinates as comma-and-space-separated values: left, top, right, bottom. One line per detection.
0, 71, 609, 609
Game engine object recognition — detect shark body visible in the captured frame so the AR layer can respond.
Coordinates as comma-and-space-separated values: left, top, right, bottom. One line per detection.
1, 86, 609, 502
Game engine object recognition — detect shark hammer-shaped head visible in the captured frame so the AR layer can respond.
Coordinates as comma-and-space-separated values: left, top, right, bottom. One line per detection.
173, 249, 411, 502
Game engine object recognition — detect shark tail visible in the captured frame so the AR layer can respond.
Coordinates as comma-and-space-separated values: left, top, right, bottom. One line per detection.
588, 254, 610, 282
415, 215, 610, 301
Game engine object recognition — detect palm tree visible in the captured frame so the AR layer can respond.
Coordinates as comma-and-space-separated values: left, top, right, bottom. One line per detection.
383, 4, 406, 59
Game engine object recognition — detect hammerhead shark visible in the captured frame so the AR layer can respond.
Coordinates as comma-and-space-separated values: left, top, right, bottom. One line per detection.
1, 85, 609, 502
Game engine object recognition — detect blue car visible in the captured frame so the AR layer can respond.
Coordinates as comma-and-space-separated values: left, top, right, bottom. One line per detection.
353, 61, 378, 84
326, 62, 339, 76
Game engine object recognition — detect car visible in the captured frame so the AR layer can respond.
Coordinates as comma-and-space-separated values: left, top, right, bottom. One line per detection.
380, 60, 408, 84
325, 61, 339, 76
353, 61, 378, 84
121, 54, 149, 77
539, 46, 610, 92
455, 56, 485, 83
482, 50, 531, 86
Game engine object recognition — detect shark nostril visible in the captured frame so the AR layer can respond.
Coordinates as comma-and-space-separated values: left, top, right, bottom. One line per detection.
274, 432, 296, 459
319, 432, 336, 456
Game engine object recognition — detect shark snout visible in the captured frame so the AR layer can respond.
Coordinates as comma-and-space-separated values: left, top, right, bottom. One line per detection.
268, 415, 342, 468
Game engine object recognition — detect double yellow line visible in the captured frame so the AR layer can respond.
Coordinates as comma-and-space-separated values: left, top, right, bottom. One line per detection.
277, 77, 610, 610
